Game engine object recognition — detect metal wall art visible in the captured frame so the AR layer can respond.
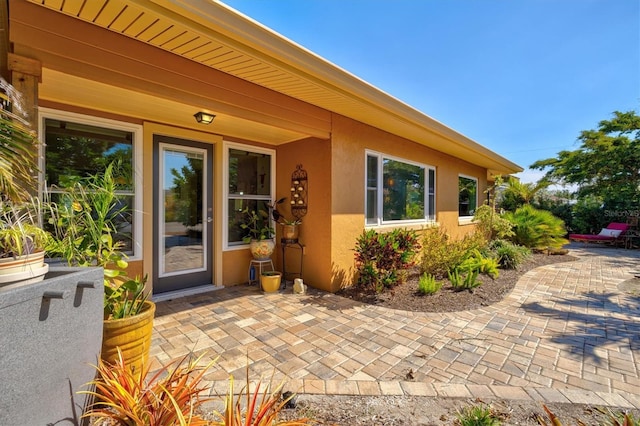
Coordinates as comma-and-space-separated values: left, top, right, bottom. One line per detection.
290, 164, 307, 220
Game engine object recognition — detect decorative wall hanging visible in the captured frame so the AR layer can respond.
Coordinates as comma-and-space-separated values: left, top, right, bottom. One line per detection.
290, 164, 307, 220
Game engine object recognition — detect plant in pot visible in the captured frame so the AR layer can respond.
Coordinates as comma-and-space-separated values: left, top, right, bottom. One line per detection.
0, 78, 50, 288
45, 161, 154, 375
259, 270, 282, 293
241, 198, 285, 260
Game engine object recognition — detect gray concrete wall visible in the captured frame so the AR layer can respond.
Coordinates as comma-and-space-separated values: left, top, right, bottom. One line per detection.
0, 267, 103, 426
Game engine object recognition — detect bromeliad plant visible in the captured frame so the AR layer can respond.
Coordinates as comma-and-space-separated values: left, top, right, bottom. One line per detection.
82, 348, 215, 426
45, 161, 148, 319
212, 365, 312, 426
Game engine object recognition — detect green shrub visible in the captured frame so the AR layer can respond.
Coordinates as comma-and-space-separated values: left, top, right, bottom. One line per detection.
488, 239, 531, 269
420, 228, 485, 278
457, 404, 501, 426
458, 249, 500, 279
473, 204, 514, 241
353, 228, 420, 292
504, 205, 568, 251
448, 267, 481, 292
417, 273, 442, 295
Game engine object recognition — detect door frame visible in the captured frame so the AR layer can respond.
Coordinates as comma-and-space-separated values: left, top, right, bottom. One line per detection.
152, 135, 214, 294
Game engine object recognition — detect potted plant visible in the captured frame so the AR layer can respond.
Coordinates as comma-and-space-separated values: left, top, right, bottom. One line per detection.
280, 217, 302, 240
0, 199, 50, 288
46, 161, 154, 375
260, 270, 282, 293
0, 78, 50, 288
241, 198, 285, 260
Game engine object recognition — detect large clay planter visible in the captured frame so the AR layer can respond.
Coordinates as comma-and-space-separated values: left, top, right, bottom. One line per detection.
0, 251, 48, 289
260, 271, 282, 293
249, 239, 275, 260
101, 300, 156, 375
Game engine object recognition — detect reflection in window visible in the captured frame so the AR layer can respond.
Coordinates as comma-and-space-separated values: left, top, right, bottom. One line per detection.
366, 152, 435, 225
44, 118, 136, 252
458, 176, 478, 217
227, 147, 273, 245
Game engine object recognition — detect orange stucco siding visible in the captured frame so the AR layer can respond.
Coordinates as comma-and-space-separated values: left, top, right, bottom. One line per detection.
275, 138, 332, 291
328, 114, 488, 292
11, 0, 499, 295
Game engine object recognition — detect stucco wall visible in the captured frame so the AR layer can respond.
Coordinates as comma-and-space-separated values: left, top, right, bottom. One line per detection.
329, 114, 487, 292
276, 138, 332, 291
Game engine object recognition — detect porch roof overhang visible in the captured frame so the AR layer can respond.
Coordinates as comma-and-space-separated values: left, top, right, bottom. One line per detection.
21, 0, 522, 177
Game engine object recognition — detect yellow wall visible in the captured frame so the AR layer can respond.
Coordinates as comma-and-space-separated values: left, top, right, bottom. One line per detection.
276, 138, 332, 290
328, 114, 487, 292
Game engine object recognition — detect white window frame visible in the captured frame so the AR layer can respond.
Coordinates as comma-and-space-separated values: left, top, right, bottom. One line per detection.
365, 150, 436, 227
458, 174, 478, 222
38, 108, 144, 260
223, 141, 276, 251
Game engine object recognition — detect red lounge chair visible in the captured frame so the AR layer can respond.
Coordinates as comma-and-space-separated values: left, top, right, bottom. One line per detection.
569, 222, 630, 245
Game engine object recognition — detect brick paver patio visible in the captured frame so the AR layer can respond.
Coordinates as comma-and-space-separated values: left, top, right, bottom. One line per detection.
150, 245, 640, 408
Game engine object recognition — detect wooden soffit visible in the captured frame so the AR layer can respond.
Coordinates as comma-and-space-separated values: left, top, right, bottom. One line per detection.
21, 0, 521, 174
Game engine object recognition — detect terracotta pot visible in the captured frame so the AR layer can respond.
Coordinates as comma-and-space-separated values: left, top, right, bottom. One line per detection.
282, 224, 299, 240
260, 272, 282, 293
101, 300, 156, 375
0, 251, 48, 289
249, 239, 275, 260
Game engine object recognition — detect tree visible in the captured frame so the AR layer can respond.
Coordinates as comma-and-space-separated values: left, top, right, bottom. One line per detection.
499, 178, 550, 211
531, 110, 640, 214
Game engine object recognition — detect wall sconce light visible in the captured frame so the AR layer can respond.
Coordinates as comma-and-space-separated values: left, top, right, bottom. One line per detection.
194, 111, 215, 124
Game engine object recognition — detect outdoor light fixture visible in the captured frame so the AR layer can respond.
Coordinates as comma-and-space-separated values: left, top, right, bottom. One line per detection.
194, 111, 215, 124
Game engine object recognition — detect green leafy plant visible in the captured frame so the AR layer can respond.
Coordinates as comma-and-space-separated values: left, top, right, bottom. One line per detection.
473, 204, 514, 241
449, 267, 481, 292
0, 78, 39, 204
0, 198, 49, 258
352, 228, 421, 293
44, 161, 148, 320
458, 249, 500, 279
420, 228, 486, 278
457, 404, 502, 426
81, 348, 214, 426
212, 365, 312, 426
504, 205, 569, 251
488, 239, 530, 270
417, 272, 442, 295
241, 208, 275, 242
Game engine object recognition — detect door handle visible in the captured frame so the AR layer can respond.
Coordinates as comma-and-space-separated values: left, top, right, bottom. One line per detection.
207, 217, 213, 223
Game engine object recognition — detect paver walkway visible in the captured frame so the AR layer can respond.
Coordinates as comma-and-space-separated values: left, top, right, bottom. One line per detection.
150, 246, 640, 408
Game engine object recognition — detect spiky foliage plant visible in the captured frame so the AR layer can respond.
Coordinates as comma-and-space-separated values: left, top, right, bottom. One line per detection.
81, 349, 214, 426
504, 205, 569, 251
211, 366, 312, 426
417, 273, 442, 295
457, 404, 502, 426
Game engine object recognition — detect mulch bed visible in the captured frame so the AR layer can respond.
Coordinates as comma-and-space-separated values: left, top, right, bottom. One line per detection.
337, 253, 577, 312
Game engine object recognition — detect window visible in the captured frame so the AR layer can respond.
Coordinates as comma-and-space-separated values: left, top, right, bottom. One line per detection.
366, 152, 435, 225
40, 109, 143, 257
458, 175, 478, 218
224, 143, 275, 247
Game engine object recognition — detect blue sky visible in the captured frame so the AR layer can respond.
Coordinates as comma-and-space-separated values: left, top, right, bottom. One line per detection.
221, 0, 639, 184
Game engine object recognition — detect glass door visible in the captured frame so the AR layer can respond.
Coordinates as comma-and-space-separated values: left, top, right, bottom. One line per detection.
153, 136, 213, 294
